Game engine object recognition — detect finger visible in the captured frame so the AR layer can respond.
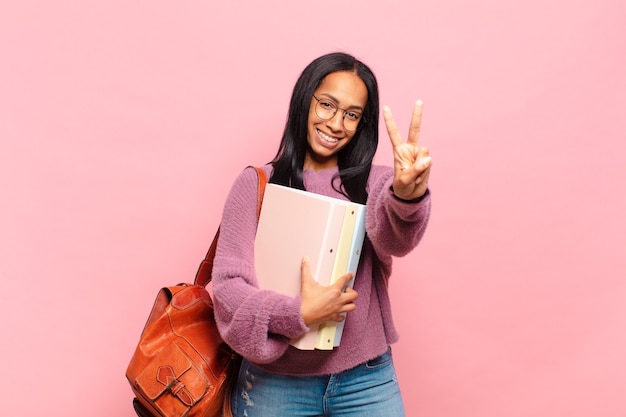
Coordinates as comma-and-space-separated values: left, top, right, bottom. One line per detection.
300, 257, 313, 283
301, 257, 310, 273
411, 148, 431, 170
412, 161, 432, 188
341, 287, 358, 303
407, 100, 423, 146
383, 105, 404, 148
408, 155, 432, 181
416, 155, 432, 171
333, 272, 354, 291
339, 302, 356, 314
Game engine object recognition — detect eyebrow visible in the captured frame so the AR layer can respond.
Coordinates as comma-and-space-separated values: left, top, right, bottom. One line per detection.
319, 93, 365, 111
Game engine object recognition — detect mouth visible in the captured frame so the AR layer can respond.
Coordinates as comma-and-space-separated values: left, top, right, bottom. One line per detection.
317, 129, 340, 144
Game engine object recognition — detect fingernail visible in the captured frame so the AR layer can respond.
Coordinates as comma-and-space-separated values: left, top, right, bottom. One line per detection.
415, 177, 423, 185
421, 156, 431, 167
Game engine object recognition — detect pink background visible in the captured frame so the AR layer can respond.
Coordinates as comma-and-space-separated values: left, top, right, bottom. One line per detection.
1, 1, 625, 416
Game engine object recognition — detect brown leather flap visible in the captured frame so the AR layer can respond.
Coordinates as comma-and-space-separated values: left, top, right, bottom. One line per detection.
170, 285, 212, 310
135, 342, 209, 405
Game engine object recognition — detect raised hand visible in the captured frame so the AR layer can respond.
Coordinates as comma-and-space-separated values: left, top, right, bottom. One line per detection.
299, 257, 358, 327
383, 100, 432, 200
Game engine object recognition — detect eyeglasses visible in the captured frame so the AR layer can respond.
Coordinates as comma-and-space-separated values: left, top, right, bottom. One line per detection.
312, 95, 365, 132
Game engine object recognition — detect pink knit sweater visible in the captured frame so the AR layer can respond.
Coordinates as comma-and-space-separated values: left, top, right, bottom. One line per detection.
212, 164, 431, 376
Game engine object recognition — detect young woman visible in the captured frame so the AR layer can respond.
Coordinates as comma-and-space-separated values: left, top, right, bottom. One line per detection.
212, 52, 432, 417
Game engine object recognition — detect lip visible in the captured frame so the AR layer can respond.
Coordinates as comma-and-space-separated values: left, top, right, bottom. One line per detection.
316, 128, 342, 146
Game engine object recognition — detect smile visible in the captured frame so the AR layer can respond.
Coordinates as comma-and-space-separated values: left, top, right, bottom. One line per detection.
317, 129, 340, 143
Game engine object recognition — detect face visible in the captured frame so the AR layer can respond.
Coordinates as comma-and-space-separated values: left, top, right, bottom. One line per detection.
305, 71, 368, 171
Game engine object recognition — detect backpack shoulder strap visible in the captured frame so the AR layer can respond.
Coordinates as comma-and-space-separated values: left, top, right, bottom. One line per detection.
194, 166, 268, 287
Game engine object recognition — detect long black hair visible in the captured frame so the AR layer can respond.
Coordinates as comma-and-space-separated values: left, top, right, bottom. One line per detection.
269, 52, 380, 204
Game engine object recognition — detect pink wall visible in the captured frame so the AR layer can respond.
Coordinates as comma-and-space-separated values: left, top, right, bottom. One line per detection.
1, 1, 625, 416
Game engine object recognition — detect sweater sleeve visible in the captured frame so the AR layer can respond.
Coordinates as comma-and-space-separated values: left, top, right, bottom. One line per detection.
365, 165, 432, 259
211, 166, 309, 364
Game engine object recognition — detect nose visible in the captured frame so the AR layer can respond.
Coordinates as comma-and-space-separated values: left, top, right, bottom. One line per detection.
326, 110, 345, 132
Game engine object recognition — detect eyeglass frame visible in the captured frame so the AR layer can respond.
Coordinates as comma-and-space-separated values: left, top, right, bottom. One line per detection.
312, 94, 366, 132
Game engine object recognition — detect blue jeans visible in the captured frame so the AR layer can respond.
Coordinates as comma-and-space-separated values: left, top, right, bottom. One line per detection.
231, 348, 405, 417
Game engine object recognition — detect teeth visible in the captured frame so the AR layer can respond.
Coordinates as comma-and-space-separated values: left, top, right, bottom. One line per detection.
318, 129, 338, 143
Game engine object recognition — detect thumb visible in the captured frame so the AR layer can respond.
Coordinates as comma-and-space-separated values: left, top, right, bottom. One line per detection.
300, 257, 314, 286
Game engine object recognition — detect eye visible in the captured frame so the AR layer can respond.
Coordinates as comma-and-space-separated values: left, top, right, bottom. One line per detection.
319, 100, 336, 110
345, 111, 361, 121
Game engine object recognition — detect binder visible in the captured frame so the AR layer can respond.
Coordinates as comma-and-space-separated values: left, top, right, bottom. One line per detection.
254, 183, 366, 350
332, 205, 366, 347
315, 204, 361, 349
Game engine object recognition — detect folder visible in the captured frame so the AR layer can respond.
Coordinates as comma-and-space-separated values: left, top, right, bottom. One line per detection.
254, 183, 366, 350
331, 206, 366, 347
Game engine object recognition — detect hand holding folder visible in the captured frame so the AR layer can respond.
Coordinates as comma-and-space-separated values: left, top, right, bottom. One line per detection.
299, 257, 357, 327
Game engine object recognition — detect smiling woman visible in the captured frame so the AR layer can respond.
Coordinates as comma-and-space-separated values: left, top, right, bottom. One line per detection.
211, 52, 433, 417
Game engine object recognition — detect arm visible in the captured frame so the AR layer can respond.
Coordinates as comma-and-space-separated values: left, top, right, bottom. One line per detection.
212, 167, 309, 363
366, 100, 433, 258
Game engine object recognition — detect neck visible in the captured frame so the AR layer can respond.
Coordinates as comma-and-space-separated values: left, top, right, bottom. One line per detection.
304, 153, 338, 172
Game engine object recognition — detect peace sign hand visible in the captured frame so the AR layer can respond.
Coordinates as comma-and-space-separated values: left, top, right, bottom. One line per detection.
383, 100, 432, 201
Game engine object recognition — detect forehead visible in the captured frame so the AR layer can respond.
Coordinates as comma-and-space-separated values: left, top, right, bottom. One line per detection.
315, 71, 368, 108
